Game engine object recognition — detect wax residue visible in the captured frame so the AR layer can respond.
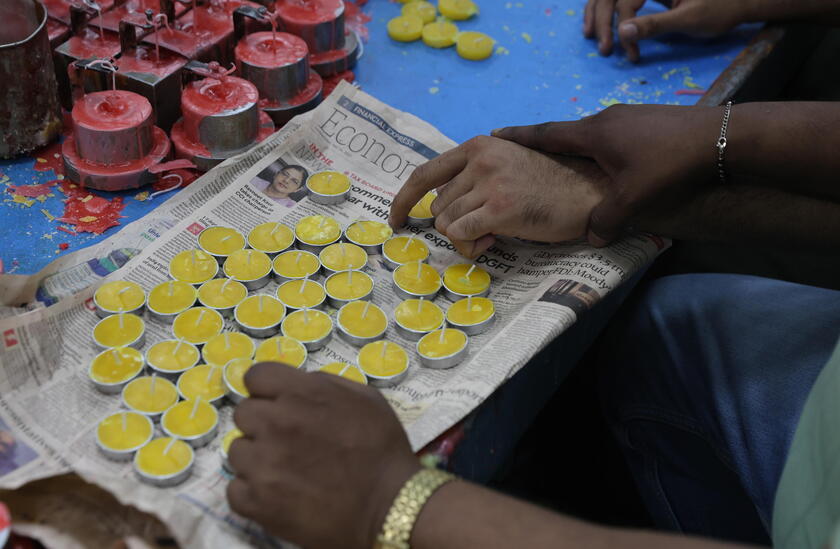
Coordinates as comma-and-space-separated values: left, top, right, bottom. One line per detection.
344, 0, 371, 42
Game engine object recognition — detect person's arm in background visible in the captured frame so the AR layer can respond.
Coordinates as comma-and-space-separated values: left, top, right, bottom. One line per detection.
586, 0, 840, 62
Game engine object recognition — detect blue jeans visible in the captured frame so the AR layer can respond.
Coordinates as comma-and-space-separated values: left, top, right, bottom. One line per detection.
600, 274, 840, 544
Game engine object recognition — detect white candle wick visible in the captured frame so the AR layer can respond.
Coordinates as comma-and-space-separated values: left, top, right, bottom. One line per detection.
111, 349, 122, 365
196, 309, 206, 326
362, 301, 371, 319
380, 341, 388, 358
190, 249, 196, 267
168, 281, 174, 297
258, 295, 264, 313
221, 278, 232, 293
338, 362, 352, 377
295, 252, 302, 266
205, 365, 215, 383
150, 373, 157, 395
163, 437, 177, 456
173, 338, 184, 356
299, 277, 307, 294
224, 332, 230, 349
467, 295, 473, 310
348, 269, 354, 285
276, 337, 284, 357
303, 307, 310, 324
401, 236, 413, 252
464, 264, 476, 281
417, 297, 424, 313
439, 328, 446, 343
247, 250, 252, 266
318, 216, 328, 228
118, 311, 125, 331
220, 234, 233, 243
416, 261, 423, 279
190, 396, 203, 419
121, 412, 127, 432
270, 223, 281, 235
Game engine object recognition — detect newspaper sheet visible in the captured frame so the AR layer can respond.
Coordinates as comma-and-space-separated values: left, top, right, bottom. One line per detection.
0, 82, 667, 548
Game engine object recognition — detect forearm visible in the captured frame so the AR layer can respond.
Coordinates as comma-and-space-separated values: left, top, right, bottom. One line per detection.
411, 480, 763, 549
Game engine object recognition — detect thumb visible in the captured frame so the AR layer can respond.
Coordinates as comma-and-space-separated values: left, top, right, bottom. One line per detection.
618, 6, 694, 43
491, 121, 590, 156
587, 194, 635, 248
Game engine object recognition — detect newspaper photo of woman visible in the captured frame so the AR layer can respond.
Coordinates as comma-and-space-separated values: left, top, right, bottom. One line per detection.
0, 419, 38, 477
250, 162, 310, 208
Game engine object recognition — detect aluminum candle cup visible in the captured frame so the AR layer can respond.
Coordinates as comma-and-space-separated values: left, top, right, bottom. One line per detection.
92, 313, 146, 351
235, 31, 310, 104
382, 236, 430, 271
446, 297, 496, 336
197, 278, 248, 318
294, 215, 342, 254
281, 309, 333, 351
146, 339, 201, 379
392, 262, 442, 301
319, 242, 367, 275
306, 170, 351, 205
177, 364, 227, 406
223, 357, 254, 404
96, 412, 154, 462
276, 279, 327, 312
121, 375, 179, 422
406, 191, 436, 228
172, 307, 225, 346
344, 220, 393, 255
198, 226, 247, 264
94, 280, 146, 318
147, 281, 198, 323
393, 298, 445, 341
442, 263, 491, 301
272, 250, 322, 283
254, 336, 308, 368
416, 328, 469, 369
357, 341, 409, 388
202, 332, 256, 368
324, 270, 374, 308
161, 399, 219, 448
247, 222, 295, 256
221, 428, 243, 473
88, 347, 144, 394
134, 437, 195, 487
336, 301, 388, 347
223, 249, 272, 291
319, 362, 368, 385
168, 249, 219, 286
234, 295, 286, 338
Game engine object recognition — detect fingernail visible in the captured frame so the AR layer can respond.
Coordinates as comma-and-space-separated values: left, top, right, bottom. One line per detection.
618, 23, 638, 40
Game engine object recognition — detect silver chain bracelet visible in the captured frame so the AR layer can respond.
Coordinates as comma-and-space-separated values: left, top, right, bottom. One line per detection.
716, 101, 733, 184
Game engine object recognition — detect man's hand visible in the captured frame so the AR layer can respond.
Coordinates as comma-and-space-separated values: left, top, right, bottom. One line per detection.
389, 136, 608, 259
227, 363, 420, 549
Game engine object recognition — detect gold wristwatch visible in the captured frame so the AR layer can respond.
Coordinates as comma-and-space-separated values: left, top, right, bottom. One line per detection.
374, 466, 456, 549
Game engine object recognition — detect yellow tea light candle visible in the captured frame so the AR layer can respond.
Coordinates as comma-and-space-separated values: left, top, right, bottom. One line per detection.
358, 341, 409, 387
198, 226, 246, 262
417, 328, 469, 369
234, 295, 286, 338
402, 1, 436, 23
177, 364, 227, 404
161, 397, 219, 447
247, 222, 295, 255
344, 220, 393, 254
96, 411, 154, 461
393, 261, 442, 300
446, 296, 496, 335
442, 263, 491, 299
324, 270, 374, 307
198, 278, 248, 315
336, 300, 388, 347
382, 236, 430, 270
272, 250, 321, 282
319, 242, 368, 273
221, 427, 243, 472
254, 336, 307, 368
146, 339, 200, 377
122, 374, 179, 419
135, 437, 195, 486
172, 307, 224, 345
295, 215, 341, 252
456, 31, 494, 61
422, 20, 459, 48
387, 14, 423, 42
306, 170, 351, 204
88, 347, 144, 393
202, 332, 255, 367
276, 279, 327, 310
169, 249, 219, 285
394, 298, 445, 340
223, 249, 272, 290
439, 0, 478, 20
281, 308, 333, 351
407, 191, 436, 227
92, 313, 145, 349
319, 362, 368, 385
94, 280, 145, 317
147, 280, 197, 322
223, 357, 254, 403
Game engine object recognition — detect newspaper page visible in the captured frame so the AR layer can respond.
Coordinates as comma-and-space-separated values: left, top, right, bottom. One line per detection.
0, 81, 667, 548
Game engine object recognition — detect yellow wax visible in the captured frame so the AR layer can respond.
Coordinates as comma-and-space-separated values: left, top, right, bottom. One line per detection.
172, 307, 224, 345
387, 15, 423, 42
422, 21, 459, 48
222, 428, 243, 456
447, 296, 495, 325
319, 242, 367, 272
337, 301, 388, 338
443, 263, 491, 295
438, 0, 477, 20
345, 220, 393, 246
235, 295, 286, 328
395, 299, 444, 332
307, 170, 350, 195
282, 309, 332, 342
93, 313, 144, 348
146, 339, 200, 373
408, 192, 436, 219
177, 364, 226, 401
276, 279, 326, 309
402, 1, 436, 23
97, 412, 152, 451
319, 362, 368, 385
90, 347, 144, 384
198, 226, 245, 256
456, 31, 494, 60
383, 236, 430, 265
273, 250, 321, 279
148, 281, 197, 315
135, 438, 193, 477
248, 222, 294, 254
325, 270, 374, 301
162, 400, 218, 438
224, 357, 253, 397
202, 332, 255, 367
418, 328, 468, 358
123, 376, 179, 414
254, 336, 307, 368
358, 341, 408, 378
169, 249, 218, 284
198, 278, 247, 309
223, 249, 272, 282
295, 215, 341, 246
94, 280, 145, 313
394, 262, 442, 295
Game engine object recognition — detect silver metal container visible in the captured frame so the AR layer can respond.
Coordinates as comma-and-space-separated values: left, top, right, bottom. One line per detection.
406, 215, 434, 228
91, 314, 146, 352
357, 342, 409, 388
161, 401, 220, 449
197, 279, 248, 319
381, 237, 430, 271
319, 242, 368, 276
233, 296, 286, 339
88, 348, 144, 394
324, 270, 373, 309
93, 282, 146, 318
295, 234, 341, 255
272, 250, 322, 283
446, 310, 496, 336
223, 250, 273, 291
280, 310, 334, 352
147, 281, 198, 324
95, 412, 154, 462
197, 227, 247, 265
343, 222, 392, 256
416, 329, 470, 369
391, 265, 441, 301
335, 302, 388, 348
134, 438, 195, 487
275, 279, 327, 312
121, 376, 180, 423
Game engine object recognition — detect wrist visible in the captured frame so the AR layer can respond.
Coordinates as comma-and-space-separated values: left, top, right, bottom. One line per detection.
366, 457, 423, 548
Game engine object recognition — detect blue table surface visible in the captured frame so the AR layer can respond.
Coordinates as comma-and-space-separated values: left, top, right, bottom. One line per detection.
0, 0, 757, 277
